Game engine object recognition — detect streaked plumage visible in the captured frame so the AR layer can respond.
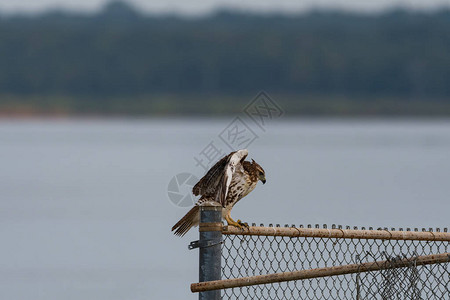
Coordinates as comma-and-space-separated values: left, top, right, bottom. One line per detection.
172, 149, 266, 236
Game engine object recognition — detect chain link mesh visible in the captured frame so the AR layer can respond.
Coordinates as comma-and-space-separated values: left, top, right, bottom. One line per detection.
221, 224, 449, 299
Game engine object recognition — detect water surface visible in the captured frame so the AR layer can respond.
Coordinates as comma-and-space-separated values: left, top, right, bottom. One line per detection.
0, 118, 449, 300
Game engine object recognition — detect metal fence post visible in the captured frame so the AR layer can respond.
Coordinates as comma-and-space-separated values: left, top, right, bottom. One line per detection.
199, 204, 222, 300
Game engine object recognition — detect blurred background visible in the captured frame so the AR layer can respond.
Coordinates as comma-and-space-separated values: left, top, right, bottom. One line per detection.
0, 0, 449, 299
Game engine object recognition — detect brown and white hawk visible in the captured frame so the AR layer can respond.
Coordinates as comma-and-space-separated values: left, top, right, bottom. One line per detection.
172, 149, 266, 236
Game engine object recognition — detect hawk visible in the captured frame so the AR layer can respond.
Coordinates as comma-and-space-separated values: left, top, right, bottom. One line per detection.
172, 149, 266, 236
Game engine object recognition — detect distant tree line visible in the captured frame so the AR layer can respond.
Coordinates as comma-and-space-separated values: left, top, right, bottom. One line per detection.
0, 1, 449, 102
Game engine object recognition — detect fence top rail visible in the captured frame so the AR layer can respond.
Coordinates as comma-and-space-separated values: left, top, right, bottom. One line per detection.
222, 225, 450, 241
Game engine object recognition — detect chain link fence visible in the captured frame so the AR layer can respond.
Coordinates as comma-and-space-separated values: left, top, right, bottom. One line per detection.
221, 224, 449, 299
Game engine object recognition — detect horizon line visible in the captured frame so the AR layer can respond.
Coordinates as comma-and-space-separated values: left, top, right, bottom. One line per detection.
0, 1, 449, 18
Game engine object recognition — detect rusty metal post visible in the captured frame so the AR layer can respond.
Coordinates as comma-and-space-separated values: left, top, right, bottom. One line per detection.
198, 204, 222, 300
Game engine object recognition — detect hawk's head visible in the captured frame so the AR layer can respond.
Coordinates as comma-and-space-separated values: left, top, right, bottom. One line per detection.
251, 159, 266, 184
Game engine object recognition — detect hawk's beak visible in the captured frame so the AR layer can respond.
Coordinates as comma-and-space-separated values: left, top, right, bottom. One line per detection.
261, 178, 266, 184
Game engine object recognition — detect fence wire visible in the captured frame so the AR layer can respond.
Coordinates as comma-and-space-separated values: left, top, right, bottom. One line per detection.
221, 224, 449, 299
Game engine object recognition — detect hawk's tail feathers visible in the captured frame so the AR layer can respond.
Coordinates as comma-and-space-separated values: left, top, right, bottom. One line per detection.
171, 206, 199, 237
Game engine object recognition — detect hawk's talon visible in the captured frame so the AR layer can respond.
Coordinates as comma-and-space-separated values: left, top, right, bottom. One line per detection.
225, 215, 248, 230
227, 220, 244, 230
237, 219, 249, 229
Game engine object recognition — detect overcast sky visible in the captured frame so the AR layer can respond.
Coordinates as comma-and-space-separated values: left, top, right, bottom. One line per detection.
0, 0, 449, 15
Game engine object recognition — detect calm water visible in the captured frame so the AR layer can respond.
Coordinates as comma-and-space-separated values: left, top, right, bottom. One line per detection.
0, 118, 449, 300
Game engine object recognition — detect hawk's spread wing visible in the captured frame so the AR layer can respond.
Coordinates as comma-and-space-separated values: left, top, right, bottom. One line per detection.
192, 151, 235, 197
192, 149, 248, 206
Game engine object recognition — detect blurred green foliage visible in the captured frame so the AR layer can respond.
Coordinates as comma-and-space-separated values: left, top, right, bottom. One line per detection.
0, 1, 449, 115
